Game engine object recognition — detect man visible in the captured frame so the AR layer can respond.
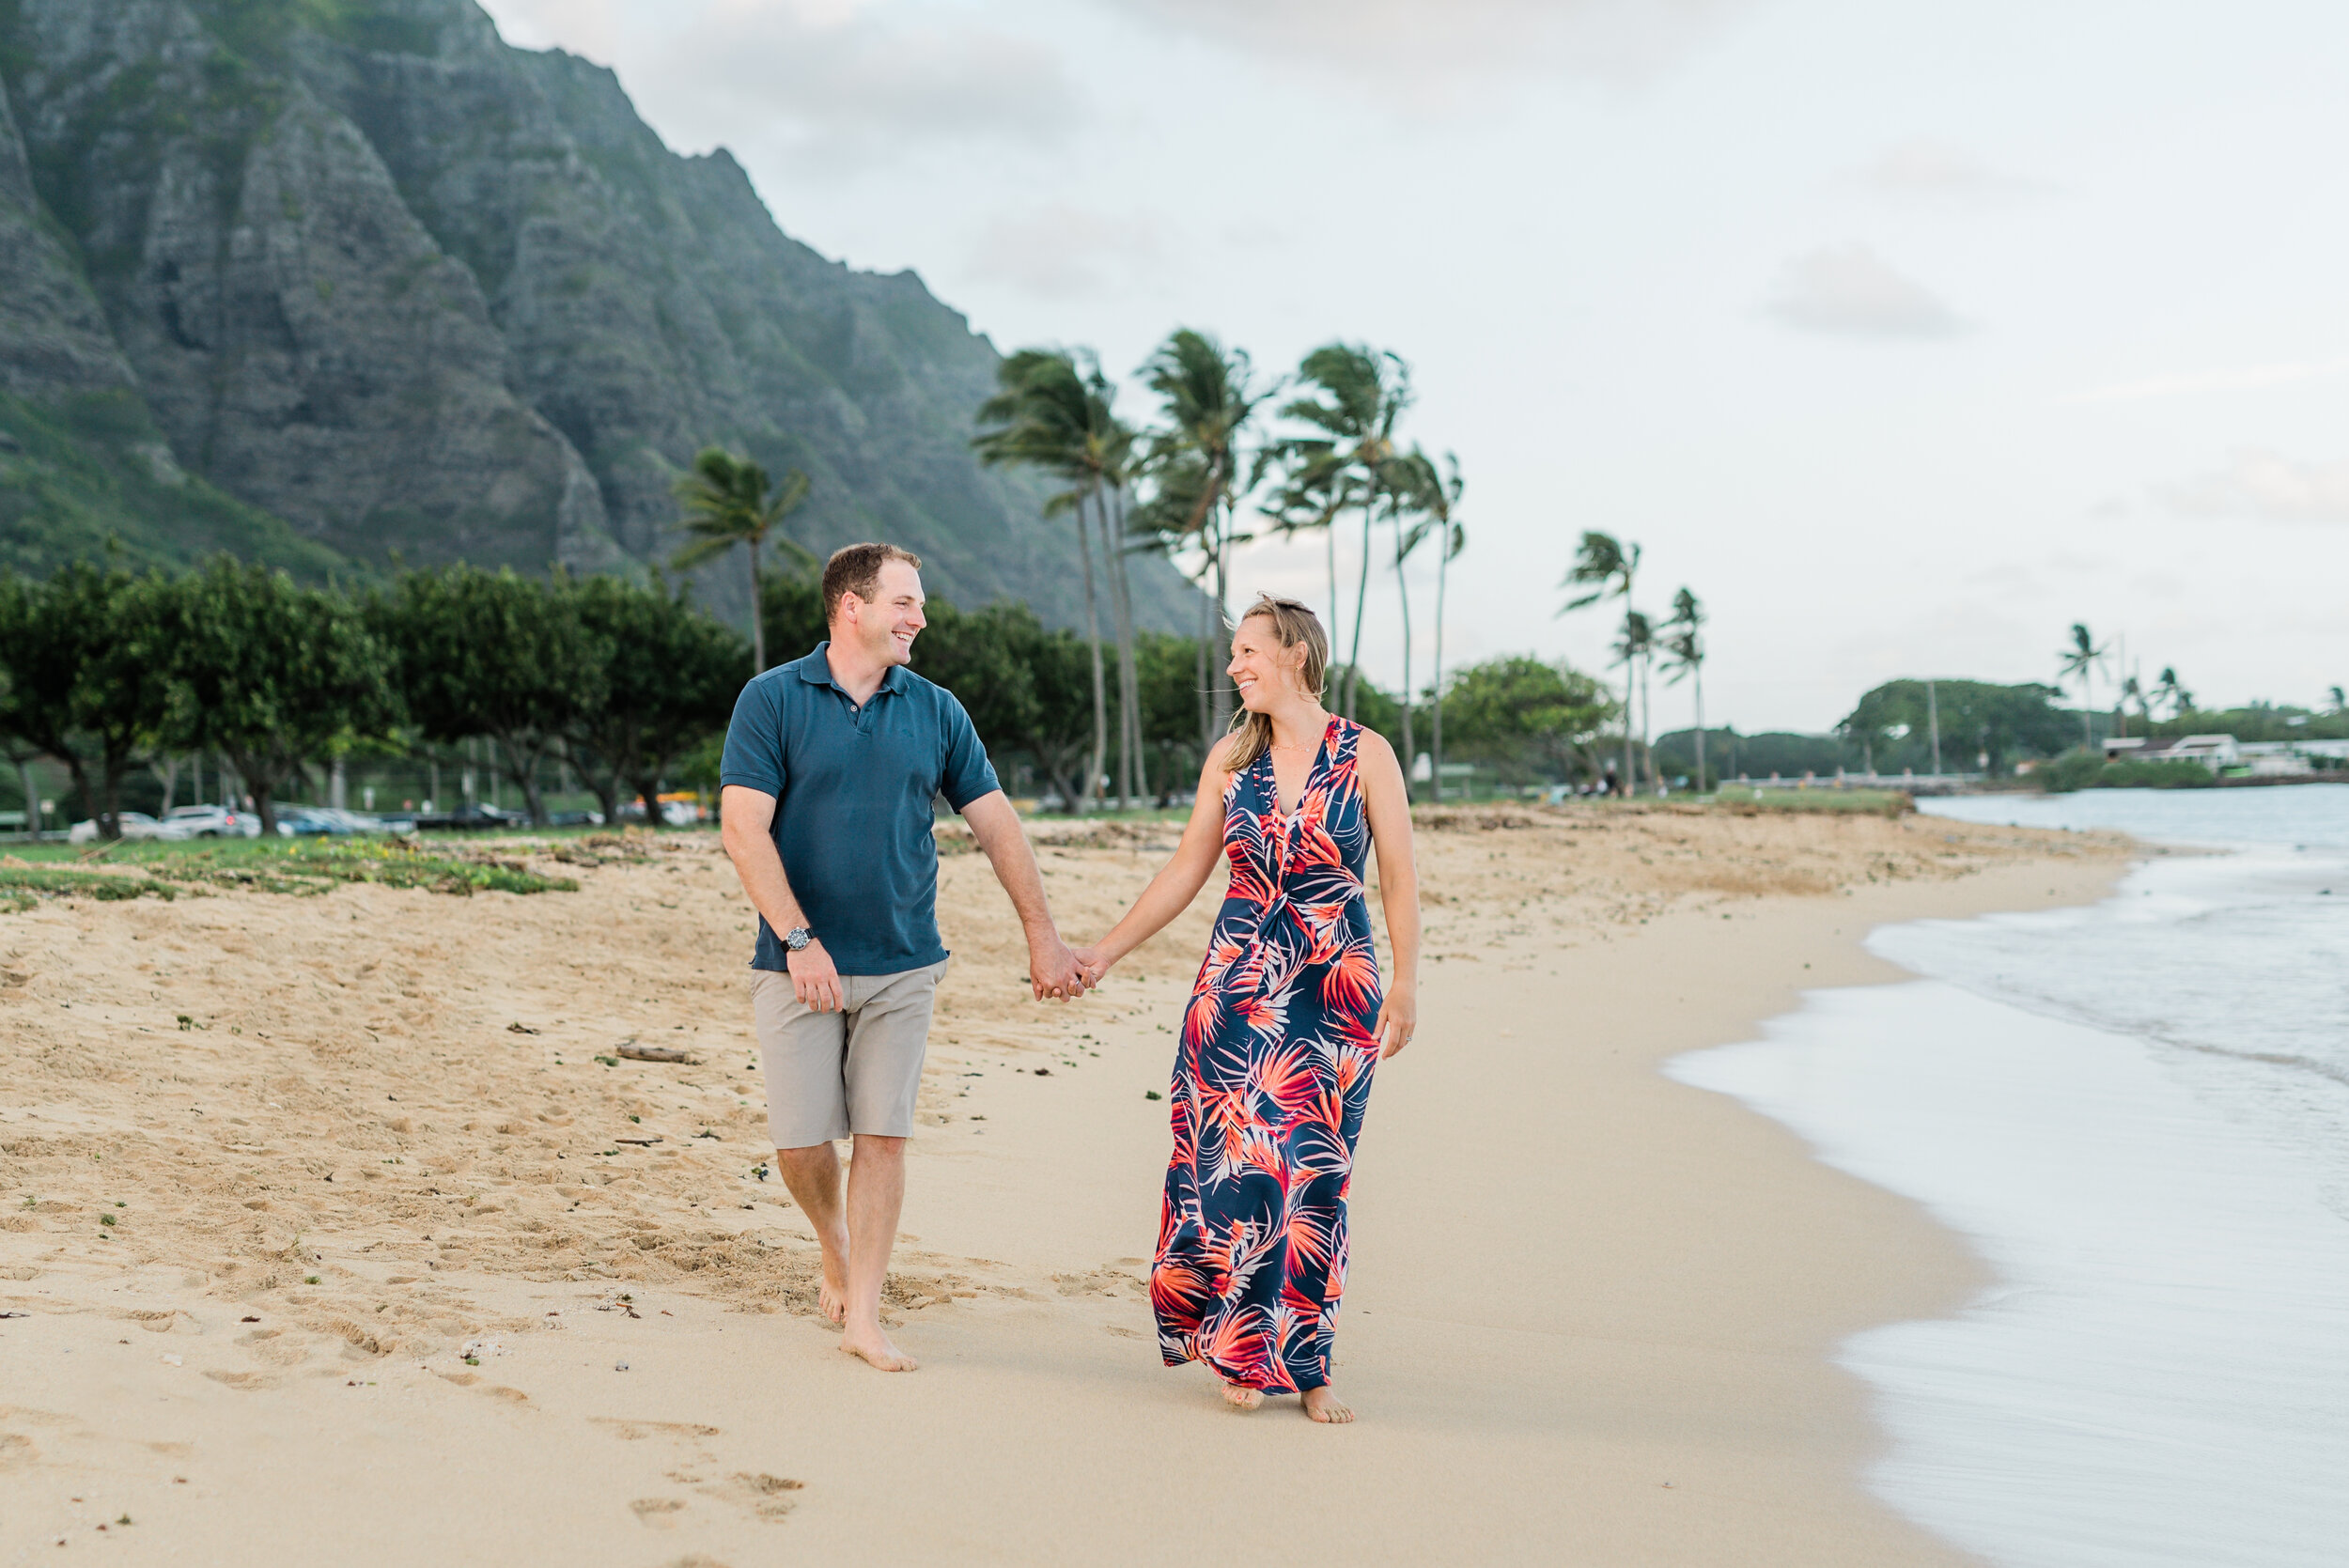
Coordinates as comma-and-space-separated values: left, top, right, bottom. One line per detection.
719, 542, 1091, 1373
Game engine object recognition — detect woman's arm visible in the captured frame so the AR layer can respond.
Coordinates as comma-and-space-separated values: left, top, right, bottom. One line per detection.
1076, 741, 1237, 976
1356, 732, 1422, 1058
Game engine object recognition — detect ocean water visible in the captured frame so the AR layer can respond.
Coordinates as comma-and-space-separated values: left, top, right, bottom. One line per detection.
1670, 785, 2349, 1567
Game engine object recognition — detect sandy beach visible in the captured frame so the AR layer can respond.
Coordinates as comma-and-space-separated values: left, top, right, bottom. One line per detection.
0, 804, 2129, 1565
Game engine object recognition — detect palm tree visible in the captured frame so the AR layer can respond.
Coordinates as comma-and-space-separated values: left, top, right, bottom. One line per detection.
2155, 666, 2192, 721
1560, 531, 1642, 795
974, 349, 1139, 811
1283, 344, 1412, 720
2057, 622, 2108, 750
1611, 610, 1656, 795
672, 446, 809, 675
1394, 451, 1465, 801
1142, 330, 1268, 745
2118, 673, 2147, 737
1660, 586, 1707, 792
1258, 441, 1353, 648
1387, 479, 1431, 785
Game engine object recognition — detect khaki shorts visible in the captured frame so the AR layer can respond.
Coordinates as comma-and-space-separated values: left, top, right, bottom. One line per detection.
751, 958, 948, 1148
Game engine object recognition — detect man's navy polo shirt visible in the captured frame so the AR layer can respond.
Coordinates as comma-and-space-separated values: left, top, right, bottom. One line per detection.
719, 642, 1001, 976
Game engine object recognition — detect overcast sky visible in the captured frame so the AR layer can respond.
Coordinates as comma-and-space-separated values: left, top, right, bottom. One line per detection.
478, 0, 2349, 734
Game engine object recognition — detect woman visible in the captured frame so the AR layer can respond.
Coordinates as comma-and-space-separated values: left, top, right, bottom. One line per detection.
1075, 595, 1420, 1423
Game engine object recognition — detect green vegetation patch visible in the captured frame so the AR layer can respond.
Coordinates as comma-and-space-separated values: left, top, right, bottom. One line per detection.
0, 865, 183, 912
12, 838, 577, 898
2035, 753, 2216, 793
155, 838, 578, 896
1713, 786, 1914, 818
0, 394, 354, 582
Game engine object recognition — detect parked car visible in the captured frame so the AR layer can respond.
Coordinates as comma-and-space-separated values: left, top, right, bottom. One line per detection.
413, 802, 529, 831
160, 804, 263, 839
66, 811, 197, 844
274, 805, 364, 836
545, 810, 604, 828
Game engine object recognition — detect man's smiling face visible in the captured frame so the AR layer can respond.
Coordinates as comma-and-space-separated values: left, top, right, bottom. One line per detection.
842, 558, 926, 667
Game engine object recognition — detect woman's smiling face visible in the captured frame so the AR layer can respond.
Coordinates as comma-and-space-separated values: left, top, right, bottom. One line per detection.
1228, 613, 1307, 713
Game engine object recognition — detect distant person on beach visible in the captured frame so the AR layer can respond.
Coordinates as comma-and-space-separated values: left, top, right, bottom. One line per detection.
719, 542, 1094, 1373
1073, 595, 1421, 1423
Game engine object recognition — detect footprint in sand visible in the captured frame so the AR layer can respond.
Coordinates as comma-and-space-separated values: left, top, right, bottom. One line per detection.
697, 1471, 803, 1523
591, 1418, 720, 1441
630, 1497, 686, 1528
0, 1433, 37, 1471
201, 1370, 275, 1391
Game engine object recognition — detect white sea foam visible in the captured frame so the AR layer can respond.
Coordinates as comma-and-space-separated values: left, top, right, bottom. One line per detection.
1670, 784, 2349, 1566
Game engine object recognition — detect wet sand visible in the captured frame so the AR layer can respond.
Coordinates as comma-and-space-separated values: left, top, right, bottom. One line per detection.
0, 805, 2129, 1564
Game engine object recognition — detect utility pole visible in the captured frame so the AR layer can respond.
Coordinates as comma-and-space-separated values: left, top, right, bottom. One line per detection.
1927, 678, 1942, 776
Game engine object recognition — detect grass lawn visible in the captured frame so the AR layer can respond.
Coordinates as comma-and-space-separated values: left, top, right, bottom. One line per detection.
0, 833, 585, 909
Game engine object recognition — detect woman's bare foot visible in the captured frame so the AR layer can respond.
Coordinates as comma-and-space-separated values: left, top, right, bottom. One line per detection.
1221, 1380, 1264, 1411
1301, 1386, 1354, 1423
838, 1323, 917, 1372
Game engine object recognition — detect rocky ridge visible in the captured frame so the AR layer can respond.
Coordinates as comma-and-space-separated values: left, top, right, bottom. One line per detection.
0, 0, 1191, 629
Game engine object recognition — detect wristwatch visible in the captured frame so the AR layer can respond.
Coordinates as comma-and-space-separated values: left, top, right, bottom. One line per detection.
784, 925, 813, 953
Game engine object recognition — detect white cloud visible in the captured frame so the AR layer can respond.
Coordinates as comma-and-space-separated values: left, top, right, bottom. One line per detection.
1766, 243, 1965, 339
2062, 356, 2349, 404
1107, 0, 1755, 96
967, 204, 1164, 296
2165, 449, 2349, 525
480, 0, 1082, 171
1858, 138, 2042, 199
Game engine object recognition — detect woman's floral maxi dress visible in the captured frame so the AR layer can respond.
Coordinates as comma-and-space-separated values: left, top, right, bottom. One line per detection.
1153, 716, 1381, 1394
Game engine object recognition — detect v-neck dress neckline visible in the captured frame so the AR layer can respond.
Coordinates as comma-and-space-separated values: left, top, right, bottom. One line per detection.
1266, 715, 1337, 821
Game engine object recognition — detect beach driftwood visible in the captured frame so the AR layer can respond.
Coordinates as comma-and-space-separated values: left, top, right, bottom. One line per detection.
615, 1042, 698, 1064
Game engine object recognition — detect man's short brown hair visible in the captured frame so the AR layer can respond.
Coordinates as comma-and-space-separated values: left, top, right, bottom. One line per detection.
822, 542, 923, 625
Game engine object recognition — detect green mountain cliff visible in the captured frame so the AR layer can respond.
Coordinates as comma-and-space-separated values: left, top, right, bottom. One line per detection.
0, 0, 1193, 629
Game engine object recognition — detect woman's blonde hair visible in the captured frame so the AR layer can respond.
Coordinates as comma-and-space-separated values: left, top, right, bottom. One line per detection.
1222, 594, 1330, 773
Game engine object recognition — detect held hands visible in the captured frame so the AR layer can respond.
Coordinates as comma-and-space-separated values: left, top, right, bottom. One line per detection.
786, 937, 844, 1014
1029, 930, 1099, 1002
1372, 983, 1417, 1059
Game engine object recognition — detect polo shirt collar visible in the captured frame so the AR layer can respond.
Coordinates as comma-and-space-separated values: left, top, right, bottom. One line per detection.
797, 641, 910, 696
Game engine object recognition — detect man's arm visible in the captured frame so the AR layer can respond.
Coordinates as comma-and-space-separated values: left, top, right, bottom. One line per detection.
959, 789, 1089, 1001
719, 784, 843, 1013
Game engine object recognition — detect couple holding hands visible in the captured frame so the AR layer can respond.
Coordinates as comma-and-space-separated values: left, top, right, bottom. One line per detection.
718, 544, 1420, 1423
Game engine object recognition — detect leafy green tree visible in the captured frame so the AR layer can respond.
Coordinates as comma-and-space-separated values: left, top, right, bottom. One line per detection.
915, 599, 1099, 808
375, 567, 606, 826
158, 558, 398, 835
1283, 344, 1412, 719
672, 447, 811, 675
1439, 656, 1618, 786
1840, 679, 2073, 776
1141, 330, 1269, 745
1560, 531, 1642, 796
0, 563, 173, 837
759, 558, 829, 667
1659, 587, 1708, 790
561, 574, 748, 829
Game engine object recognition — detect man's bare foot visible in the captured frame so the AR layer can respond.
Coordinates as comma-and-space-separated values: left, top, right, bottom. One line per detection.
838, 1324, 917, 1373
1301, 1386, 1354, 1423
815, 1233, 849, 1325
1221, 1381, 1263, 1411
